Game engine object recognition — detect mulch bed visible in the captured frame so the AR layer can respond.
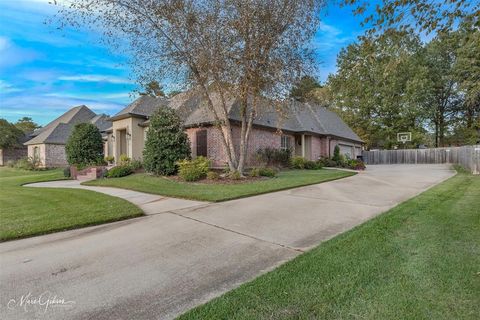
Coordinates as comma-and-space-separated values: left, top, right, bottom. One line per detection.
166, 175, 269, 185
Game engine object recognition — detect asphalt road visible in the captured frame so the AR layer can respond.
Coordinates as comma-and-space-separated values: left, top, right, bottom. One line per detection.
0, 164, 454, 320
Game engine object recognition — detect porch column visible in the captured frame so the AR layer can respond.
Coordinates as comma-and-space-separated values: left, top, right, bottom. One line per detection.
301, 134, 305, 158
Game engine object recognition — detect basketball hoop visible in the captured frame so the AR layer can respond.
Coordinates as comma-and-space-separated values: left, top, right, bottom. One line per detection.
397, 132, 412, 144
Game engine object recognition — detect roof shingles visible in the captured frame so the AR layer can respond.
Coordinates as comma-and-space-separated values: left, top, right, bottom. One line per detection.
24, 105, 111, 145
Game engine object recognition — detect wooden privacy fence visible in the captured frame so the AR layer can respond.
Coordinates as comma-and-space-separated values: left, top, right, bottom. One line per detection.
362, 145, 480, 174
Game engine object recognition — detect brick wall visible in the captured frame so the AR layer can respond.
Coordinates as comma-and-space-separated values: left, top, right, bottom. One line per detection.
187, 125, 294, 167
0, 148, 27, 166
45, 144, 68, 167
311, 136, 323, 160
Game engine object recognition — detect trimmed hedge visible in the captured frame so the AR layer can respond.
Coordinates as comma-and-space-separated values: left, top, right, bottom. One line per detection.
106, 165, 133, 178
65, 123, 104, 167
143, 107, 190, 175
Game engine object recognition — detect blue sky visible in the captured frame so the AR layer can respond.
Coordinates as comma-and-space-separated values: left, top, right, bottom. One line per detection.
0, 0, 368, 126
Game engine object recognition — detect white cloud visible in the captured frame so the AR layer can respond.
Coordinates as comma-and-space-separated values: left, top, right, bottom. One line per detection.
0, 80, 22, 94
0, 94, 127, 125
0, 37, 39, 68
58, 74, 134, 84
44, 91, 135, 101
0, 36, 10, 51
313, 22, 358, 53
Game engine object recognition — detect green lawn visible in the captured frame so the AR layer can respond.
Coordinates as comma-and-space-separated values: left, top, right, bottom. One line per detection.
178, 172, 480, 320
0, 167, 143, 241
84, 169, 355, 202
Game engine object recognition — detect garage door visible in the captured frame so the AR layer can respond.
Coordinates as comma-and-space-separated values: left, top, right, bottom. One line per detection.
339, 144, 353, 158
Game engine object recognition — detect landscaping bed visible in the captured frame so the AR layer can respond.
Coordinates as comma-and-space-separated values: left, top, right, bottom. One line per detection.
166, 174, 268, 185
0, 167, 143, 241
84, 169, 355, 202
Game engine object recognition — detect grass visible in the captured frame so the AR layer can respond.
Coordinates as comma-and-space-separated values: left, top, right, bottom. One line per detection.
84, 169, 355, 202
0, 167, 143, 241
178, 172, 480, 320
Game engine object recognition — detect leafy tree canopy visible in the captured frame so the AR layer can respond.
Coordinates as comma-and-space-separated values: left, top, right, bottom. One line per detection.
0, 119, 24, 149
140, 80, 165, 97
327, 22, 480, 148
290, 76, 322, 103
344, 0, 479, 34
15, 117, 40, 133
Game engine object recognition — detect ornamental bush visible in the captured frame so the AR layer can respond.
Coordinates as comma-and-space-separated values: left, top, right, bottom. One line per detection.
177, 156, 210, 181
65, 123, 104, 167
258, 167, 277, 177
207, 171, 220, 180
290, 156, 307, 169
143, 107, 190, 175
255, 147, 291, 167
106, 165, 133, 178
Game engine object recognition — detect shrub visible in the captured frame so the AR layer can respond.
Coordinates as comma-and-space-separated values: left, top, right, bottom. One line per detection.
14, 157, 39, 170
332, 145, 341, 163
314, 160, 324, 169
249, 167, 260, 177
130, 159, 143, 171
259, 167, 277, 177
105, 156, 115, 164
6, 160, 15, 168
291, 156, 306, 169
304, 160, 318, 170
354, 160, 366, 170
228, 170, 242, 180
345, 159, 366, 170
207, 171, 220, 180
255, 147, 291, 167
119, 154, 130, 166
106, 165, 133, 178
143, 107, 190, 175
63, 166, 71, 178
65, 123, 104, 167
177, 156, 210, 181
319, 156, 337, 167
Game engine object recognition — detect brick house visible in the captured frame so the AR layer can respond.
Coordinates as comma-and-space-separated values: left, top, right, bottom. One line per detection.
24, 105, 111, 167
105, 90, 363, 167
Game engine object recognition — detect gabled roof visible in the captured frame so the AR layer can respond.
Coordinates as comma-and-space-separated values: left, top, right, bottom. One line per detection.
119, 89, 362, 143
168, 90, 363, 142
110, 95, 168, 120
24, 105, 111, 145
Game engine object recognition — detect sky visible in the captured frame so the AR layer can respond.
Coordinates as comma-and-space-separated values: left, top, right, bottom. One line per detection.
0, 0, 368, 126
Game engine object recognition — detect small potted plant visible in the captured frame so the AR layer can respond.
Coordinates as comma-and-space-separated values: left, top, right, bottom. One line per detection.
105, 156, 115, 166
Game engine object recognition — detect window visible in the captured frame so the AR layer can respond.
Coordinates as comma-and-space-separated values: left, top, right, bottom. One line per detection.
280, 135, 290, 151
196, 130, 208, 157
33, 146, 40, 161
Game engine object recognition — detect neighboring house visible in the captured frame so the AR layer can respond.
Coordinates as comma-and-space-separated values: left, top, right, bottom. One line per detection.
105, 90, 363, 167
24, 105, 111, 168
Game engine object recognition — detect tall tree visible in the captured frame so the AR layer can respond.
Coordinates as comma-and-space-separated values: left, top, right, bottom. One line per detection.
0, 119, 24, 149
415, 32, 463, 147
290, 76, 322, 103
15, 117, 40, 133
453, 18, 480, 139
53, 0, 323, 174
328, 30, 425, 148
344, 0, 479, 34
140, 80, 165, 97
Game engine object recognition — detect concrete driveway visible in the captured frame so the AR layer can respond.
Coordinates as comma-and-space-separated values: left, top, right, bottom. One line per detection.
0, 164, 454, 320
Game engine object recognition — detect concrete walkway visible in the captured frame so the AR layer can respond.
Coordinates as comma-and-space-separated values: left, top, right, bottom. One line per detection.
24, 180, 208, 214
1, 165, 454, 320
